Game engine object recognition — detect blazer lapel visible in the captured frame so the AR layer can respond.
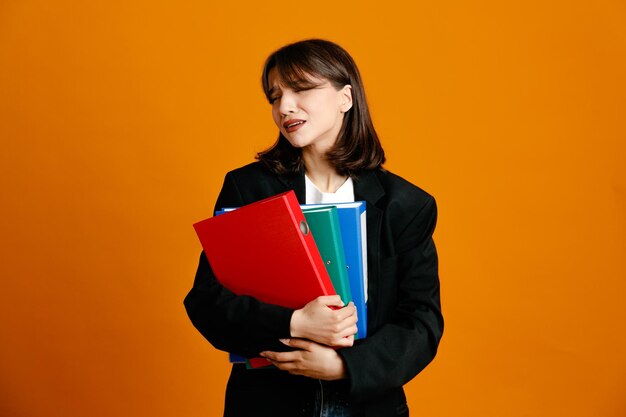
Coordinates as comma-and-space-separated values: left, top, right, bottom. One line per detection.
354, 170, 385, 329
277, 173, 306, 204
353, 170, 385, 206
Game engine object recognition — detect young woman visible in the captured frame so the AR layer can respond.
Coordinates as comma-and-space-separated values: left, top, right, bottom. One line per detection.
184, 39, 443, 417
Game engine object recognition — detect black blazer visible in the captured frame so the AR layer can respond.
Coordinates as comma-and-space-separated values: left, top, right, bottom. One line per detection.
184, 162, 443, 417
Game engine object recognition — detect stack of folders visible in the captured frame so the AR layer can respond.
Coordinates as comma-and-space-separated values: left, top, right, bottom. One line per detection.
194, 191, 368, 369
302, 202, 368, 340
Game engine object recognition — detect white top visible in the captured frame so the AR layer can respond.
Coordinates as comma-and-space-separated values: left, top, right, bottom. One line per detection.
305, 175, 355, 205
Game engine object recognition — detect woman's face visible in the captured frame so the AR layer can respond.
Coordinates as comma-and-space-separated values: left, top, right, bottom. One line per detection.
267, 68, 353, 153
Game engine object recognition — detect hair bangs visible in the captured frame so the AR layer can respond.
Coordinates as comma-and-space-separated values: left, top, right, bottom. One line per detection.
263, 55, 326, 101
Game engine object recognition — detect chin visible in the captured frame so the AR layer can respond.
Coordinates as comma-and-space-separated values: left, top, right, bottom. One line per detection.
284, 136, 311, 149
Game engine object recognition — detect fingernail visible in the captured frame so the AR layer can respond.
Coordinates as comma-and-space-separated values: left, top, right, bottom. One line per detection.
259, 352, 266, 357
279, 338, 290, 345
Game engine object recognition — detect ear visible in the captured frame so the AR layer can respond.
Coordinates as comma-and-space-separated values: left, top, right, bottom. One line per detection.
339, 85, 353, 113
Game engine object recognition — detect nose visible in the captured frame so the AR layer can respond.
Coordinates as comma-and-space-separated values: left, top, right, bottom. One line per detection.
278, 90, 297, 116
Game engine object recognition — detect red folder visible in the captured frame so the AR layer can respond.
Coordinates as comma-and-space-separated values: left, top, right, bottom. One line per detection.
193, 190, 335, 309
194, 191, 336, 368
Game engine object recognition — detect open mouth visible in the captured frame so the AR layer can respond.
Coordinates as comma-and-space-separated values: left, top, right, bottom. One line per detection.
284, 119, 306, 133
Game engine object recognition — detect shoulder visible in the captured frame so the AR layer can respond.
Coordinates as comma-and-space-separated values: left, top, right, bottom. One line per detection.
226, 161, 276, 181
368, 168, 437, 248
224, 161, 287, 190
374, 168, 435, 210
219, 161, 292, 206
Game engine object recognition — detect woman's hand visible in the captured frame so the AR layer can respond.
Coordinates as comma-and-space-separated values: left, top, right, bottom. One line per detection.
290, 295, 358, 347
260, 338, 348, 380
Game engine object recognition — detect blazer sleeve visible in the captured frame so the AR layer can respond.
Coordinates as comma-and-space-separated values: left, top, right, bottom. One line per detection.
338, 196, 443, 401
183, 172, 294, 357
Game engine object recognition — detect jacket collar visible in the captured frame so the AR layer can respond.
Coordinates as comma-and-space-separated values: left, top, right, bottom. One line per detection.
278, 169, 385, 206
353, 170, 385, 206
277, 173, 306, 204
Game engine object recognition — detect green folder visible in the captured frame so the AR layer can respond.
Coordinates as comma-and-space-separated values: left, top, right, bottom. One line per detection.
302, 206, 353, 305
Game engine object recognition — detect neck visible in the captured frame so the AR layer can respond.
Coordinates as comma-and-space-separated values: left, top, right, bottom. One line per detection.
302, 149, 347, 193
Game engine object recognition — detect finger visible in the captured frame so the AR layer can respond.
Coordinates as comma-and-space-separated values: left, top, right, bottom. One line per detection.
260, 350, 301, 363
329, 314, 357, 338
331, 334, 355, 348
338, 325, 359, 339
334, 302, 357, 321
280, 338, 315, 351
274, 361, 301, 375
265, 357, 306, 376
316, 295, 344, 307
266, 358, 293, 372
332, 333, 355, 346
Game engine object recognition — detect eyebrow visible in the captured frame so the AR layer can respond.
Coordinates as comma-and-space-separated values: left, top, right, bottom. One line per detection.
268, 79, 325, 95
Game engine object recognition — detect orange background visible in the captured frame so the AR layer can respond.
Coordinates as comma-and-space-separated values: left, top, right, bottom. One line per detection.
1, 1, 625, 416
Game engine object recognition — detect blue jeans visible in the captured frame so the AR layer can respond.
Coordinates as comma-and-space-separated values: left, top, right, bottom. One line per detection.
312, 380, 352, 417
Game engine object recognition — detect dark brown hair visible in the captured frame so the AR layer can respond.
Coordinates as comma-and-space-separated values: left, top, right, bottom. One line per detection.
256, 39, 385, 177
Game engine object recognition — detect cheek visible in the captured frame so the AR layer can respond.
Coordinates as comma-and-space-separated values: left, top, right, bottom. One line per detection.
314, 95, 341, 119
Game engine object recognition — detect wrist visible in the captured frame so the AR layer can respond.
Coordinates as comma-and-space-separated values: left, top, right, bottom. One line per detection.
327, 350, 348, 380
290, 309, 302, 338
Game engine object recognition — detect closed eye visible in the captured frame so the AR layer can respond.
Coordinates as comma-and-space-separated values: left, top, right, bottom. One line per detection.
268, 85, 322, 104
